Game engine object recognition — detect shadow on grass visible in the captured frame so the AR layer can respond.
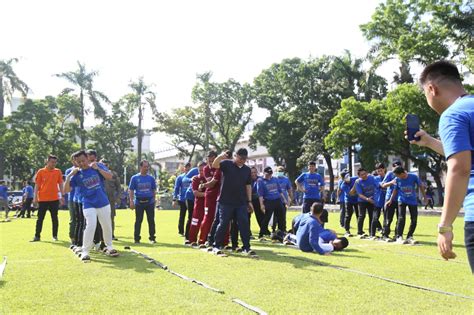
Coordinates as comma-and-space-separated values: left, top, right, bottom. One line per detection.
418, 240, 466, 249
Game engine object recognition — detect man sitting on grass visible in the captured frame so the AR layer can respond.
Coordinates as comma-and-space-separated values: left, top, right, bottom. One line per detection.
287, 202, 348, 254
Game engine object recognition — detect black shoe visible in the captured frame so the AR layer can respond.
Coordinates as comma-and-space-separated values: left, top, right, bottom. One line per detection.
30, 237, 40, 242
134, 240, 140, 244
112, 237, 118, 241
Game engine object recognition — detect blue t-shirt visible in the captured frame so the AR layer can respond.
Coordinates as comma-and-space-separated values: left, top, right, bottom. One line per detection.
296, 214, 328, 254
394, 173, 421, 206
257, 177, 282, 201
183, 177, 194, 201
355, 175, 376, 203
277, 175, 292, 203
70, 168, 109, 209
439, 95, 474, 221
374, 175, 386, 208
173, 174, 187, 202
23, 185, 34, 199
340, 177, 358, 204
320, 229, 337, 242
218, 160, 252, 206
296, 172, 325, 200
0, 185, 8, 200
337, 179, 345, 202
65, 167, 75, 201
129, 174, 156, 205
382, 171, 396, 202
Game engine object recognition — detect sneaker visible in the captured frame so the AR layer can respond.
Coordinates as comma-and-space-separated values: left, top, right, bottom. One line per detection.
249, 235, 256, 240
223, 245, 233, 251
80, 254, 91, 262
190, 242, 198, 247
74, 247, 83, 254
242, 249, 257, 257
198, 244, 207, 249
104, 248, 119, 257
184, 240, 191, 246
52, 237, 58, 242
258, 237, 267, 242
368, 236, 377, 241
382, 236, 394, 243
30, 237, 40, 242
134, 240, 140, 244
406, 237, 418, 245
344, 232, 353, 237
150, 240, 157, 244
232, 247, 243, 253
396, 237, 408, 244
112, 237, 118, 241
358, 233, 368, 239
69, 244, 76, 250
212, 247, 224, 255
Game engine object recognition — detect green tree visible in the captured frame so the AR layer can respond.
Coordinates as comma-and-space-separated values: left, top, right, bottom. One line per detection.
0, 58, 29, 179
55, 61, 109, 149
126, 77, 157, 170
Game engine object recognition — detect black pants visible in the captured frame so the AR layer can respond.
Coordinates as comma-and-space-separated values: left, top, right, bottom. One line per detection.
93, 223, 104, 245
465, 221, 474, 273
178, 200, 188, 234
252, 198, 268, 235
339, 202, 346, 227
425, 198, 434, 209
370, 206, 382, 237
260, 199, 286, 237
383, 201, 398, 237
134, 202, 156, 241
185, 199, 194, 239
20, 198, 33, 217
302, 198, 320, 213
231, 219, 239, 248
357, 202, 374, 235
208, 205, 220, 245
74, 202, 85, 246
35, 200, 59, 238
272, 202, 287, 232
396, 203, 418, 238
344, 203, 358, 233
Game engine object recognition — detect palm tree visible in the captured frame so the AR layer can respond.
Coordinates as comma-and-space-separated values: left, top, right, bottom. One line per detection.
126, 77, 157, 171
55, 61, 109, 149
0, 58, 29, 179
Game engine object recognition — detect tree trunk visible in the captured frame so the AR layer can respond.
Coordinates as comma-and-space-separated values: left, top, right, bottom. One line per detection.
188, 144, 197, 164
137, 103, 143, 171
323, 152, 335, 199
285, 156, 298, 186
80, 90, 85, 149
433, 173, 444, 206
348, 146, 353, 176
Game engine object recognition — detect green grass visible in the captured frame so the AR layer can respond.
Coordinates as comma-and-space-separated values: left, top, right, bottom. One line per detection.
0, 209, 472, 314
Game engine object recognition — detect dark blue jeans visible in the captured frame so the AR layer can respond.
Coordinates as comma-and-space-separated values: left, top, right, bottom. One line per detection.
214, 203, 251, 250
302, 198, 321, 213
465, 221, 474, 273
134, 202, 156, 242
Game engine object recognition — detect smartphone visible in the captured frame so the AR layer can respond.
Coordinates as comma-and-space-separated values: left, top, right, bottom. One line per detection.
406, 114, 421, 141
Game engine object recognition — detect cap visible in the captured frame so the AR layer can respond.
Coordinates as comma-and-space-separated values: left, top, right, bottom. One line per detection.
263, 166, 273, 173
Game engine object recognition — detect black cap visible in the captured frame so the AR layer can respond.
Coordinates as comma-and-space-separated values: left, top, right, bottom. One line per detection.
264, 166, 273, 173
207, 151, 217, 158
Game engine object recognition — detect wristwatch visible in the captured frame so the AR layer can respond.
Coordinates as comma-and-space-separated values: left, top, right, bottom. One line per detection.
437, 224, 453, 234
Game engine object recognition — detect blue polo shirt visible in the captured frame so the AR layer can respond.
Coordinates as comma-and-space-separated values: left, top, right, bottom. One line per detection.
296, 172, 325, 200
394, 173, 421, 206
295, 214, 329, 254
218, 160, 252, 206
129, 174, 156, 205
355, 175, 376, 203
340, 177, 358, 204
374, 175, 386, 208
337, 179, 345, 203
173, 174, 187, 202
65, 167, 75, 201
23, 185, 34, 199
0, 185, 8, 200
70, 168, 109, 209
277, 175, 292, 203
382, 171, 396, 202
439, 95, 474, 222
257, 177, 282, 201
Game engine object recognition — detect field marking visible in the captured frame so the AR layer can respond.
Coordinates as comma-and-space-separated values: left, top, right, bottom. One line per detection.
0, 256, 7, 279
364, 247, 469, 265
232, 298, 267, 315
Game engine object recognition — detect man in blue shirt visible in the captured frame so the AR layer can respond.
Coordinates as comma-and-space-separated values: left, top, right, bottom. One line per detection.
65, 157, 78, 244
381, 161, 402, 241
295, 161, 325, 214
273, 166, 293, 234
296, 202, 334, 255
341, 174, 359, 237
173, 162, 191, 236
129, 160, 157, 244
410, 61, 473, 272
182, 166, 198, 243
65, 150, 117, 262
353, 168, 377, 238
386, 166, 426, 244
19, 180, 34, 218
371, 163, 387, 239
258, 166, 288, 239
336, 170, 349, 228
0, 180, 9, 221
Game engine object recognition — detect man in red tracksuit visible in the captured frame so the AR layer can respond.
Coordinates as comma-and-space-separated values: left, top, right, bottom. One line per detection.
198, 151, 220, 246
188, 161, 207, 246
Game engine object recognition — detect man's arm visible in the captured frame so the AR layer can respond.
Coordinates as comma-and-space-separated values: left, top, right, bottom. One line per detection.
128, 189, 135, 209
308, 222, 328, 255
64, 168, 79, 194
386, 188, 398, 206
91, 162, 113, 180
410, 130, 445, 156
246, 184, 254, 213
212, 152, 227, 169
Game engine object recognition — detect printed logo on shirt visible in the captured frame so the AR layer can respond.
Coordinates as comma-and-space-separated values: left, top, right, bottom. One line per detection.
82, 174, 101, 190
137, 182, 152, 192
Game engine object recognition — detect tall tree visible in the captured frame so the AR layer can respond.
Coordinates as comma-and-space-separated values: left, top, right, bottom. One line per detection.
125, 77, 157, 171
55, 61, 109, 149
0, 58, 29, 179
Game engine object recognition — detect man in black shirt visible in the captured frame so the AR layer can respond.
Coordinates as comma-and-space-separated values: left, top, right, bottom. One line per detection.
212, 148, 256, 256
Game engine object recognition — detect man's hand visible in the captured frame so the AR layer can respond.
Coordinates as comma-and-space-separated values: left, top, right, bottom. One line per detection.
60, 196, 65, 206
367, 197, 375, 205
385, 200, 392, 208
172, 200, 177, 207
90, 162, 99, 170
405, 129, 431, 147
130, 201, 135, 210
437, 231, 457, 260
260, 204, 265, 214
248, 202, 254, 213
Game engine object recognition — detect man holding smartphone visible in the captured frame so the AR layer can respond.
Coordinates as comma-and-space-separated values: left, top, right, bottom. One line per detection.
412, 60, 473, 273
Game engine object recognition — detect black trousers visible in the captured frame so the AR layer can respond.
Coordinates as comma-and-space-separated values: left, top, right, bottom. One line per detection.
383, 201, 398, 237
134, 202, 156, 241
357, 202, 374, 235
344, 203, 358, 232
260, 199, 286, 237
370, 206, 382, 237
20, 198, 33, 217
74, 202, 85, 246
252, 198, 268, 235
465, 221, 474, 273
396, 203, 418, 238
35, 200, 59, 238
177, 200, 188, 234
339, 202, 346, 227
185, 199, 194, 239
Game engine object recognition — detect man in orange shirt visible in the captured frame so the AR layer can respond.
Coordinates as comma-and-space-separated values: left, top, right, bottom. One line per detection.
31, 155, 64, 242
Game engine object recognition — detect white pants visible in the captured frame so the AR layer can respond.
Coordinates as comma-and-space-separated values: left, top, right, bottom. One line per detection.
82, 204, 113, 255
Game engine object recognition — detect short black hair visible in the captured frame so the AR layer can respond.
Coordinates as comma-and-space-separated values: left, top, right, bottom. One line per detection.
86, 149, 97, 157
236, 148, 248, 157
310, 202, 324, 215
420, 60, 462, 86
48, 154, 58, 161
73, 150, 87, 159
357, 168, 367, 175
184, 162, 191, 168
139, 160, 149, 167
393, 166, 405, 175
336, 237, 349, 250
308, 161, 316, 166
198, 161, 207, 167
375, 163, 385, 169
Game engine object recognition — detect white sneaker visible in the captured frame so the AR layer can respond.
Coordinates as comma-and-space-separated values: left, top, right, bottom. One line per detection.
406, 237, 418, 245
396, 237, 408, 244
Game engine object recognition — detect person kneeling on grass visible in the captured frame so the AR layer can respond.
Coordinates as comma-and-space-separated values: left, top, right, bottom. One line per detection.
64, 150, 119, 262
293, 202, 348, 254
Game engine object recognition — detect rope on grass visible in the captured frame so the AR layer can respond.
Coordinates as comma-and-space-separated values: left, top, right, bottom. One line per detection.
0, 256, 6, 279
124, 246, 224, 294
232, 298, 268, 315
288, 256, 474, 301
369, 248, 468, 265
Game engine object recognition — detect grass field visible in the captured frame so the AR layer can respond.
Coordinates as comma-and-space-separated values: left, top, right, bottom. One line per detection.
0, 209, 472, 314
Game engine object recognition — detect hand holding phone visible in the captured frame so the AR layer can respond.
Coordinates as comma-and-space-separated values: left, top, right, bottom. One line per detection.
406, 114, 421, 142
